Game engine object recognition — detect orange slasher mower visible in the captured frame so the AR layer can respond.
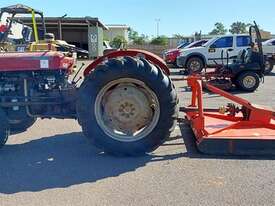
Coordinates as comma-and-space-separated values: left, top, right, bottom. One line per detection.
181, 76, 275, 155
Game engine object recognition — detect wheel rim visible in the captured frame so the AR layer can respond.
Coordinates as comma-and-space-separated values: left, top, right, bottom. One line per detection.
95, 78, 160, 142
242, 76, 256, 89
189, 60, 201, 72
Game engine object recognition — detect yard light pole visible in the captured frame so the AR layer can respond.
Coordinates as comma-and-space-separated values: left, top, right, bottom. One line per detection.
155, 18, 160, 37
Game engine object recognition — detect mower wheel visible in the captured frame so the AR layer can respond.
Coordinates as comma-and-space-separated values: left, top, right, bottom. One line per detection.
186, 57, 204, 74
9, 117, 36, 134
77, 56, 178, 156
0, 109, 9, 148
236, 71, 260, 92
264, 60, 274, 75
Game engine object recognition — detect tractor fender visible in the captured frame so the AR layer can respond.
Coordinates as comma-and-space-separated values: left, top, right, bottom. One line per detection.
83, 49, 170, 76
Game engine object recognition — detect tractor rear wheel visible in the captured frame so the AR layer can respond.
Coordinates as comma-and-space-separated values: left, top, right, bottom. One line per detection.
77, 56, 178, 156
9, 117, 36, 134
0, 109, 9, 148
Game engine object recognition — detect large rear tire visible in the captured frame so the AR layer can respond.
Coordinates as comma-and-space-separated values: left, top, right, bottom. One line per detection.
0, 109, 9, 148
77, 56, 178, 156
9, 117, 36, 134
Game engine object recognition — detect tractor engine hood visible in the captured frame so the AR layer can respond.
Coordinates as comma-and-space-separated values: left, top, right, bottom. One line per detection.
0, 51, 74, 73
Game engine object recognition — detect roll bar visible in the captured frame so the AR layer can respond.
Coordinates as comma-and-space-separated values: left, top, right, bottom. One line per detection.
249, 21, 264, 73
0, 4, 46, 42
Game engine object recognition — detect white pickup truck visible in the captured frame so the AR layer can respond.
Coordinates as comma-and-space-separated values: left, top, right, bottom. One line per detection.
262, 39, 275, 73
177, 34, 274, 74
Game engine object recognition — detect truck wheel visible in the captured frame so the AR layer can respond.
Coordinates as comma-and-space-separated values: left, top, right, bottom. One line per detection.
0, 109, 9, 148
236, 72, 260, 92
9, 117, 36, 134
77, 56, 178, 156
264, 60, 273, 74
186, 57, 204, 74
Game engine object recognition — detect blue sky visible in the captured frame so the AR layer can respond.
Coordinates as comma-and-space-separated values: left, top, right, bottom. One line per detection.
1, 0, 275, 37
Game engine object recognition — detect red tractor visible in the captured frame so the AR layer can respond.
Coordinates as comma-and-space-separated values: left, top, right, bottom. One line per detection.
0, 49, 178, 156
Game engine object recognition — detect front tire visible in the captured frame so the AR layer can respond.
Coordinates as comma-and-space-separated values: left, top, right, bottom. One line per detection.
236, 71, 260, 92
186, 57, 204, 74
264, 59, 274, 75
77, 56, 178, 156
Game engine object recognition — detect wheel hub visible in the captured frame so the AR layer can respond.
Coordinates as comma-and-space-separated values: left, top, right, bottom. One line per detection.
190, 61, 200, 71
104, 84, 153, 134
243, 76, 256, 88
95, 78, 160, 142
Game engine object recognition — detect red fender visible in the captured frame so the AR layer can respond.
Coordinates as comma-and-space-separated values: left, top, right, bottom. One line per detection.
83, 49, 170, 76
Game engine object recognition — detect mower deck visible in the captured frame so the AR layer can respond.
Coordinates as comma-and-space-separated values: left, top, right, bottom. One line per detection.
185, 111, 275, 155
182, 76, 275, 155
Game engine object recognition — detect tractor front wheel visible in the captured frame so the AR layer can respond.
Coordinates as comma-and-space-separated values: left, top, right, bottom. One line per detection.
77, 56, 178, 156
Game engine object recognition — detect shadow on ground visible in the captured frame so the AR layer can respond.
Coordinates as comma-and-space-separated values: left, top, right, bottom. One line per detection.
0, 132, 183, 194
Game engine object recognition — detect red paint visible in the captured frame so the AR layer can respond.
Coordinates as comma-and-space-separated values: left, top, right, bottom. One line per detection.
0, 24, 7, 33
163, 49, 180, 64
0, 51, 74, 73
183, 76, 275, 145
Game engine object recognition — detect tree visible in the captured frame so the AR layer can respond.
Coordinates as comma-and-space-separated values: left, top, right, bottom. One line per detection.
134, 34, 149, 45
173, 34, 185, 39
150, 35, 168, 46
128, 28, 139, 41
128, 28, 148, 45
209, 22, 227, 35
229, 22, 249, 34
110, 35, 127, 49
194, 31, 202, 40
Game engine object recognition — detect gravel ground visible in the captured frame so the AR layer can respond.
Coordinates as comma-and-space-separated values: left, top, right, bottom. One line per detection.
0, 65, 275, 206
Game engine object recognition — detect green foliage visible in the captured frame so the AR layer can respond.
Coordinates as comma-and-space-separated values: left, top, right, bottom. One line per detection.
110, 35, 127, 49
150, 35, 168, 46
134, 34, 148, 45
194, 31, 202, 40
128, 28, 148, 45
209, 22, 227, 35
173, 34, 185, 39
229, 22, 249, 34
128, 28, 139, 41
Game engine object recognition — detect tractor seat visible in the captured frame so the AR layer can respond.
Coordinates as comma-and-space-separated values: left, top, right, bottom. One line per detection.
245, 49, 261, 64
235, 49, 247, 64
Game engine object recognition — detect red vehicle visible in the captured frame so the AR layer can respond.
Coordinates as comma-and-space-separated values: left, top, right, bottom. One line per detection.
163, 39, 208, 66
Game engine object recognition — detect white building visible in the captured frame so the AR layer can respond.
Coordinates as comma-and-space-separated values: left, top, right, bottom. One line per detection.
104, 24, 129, 42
